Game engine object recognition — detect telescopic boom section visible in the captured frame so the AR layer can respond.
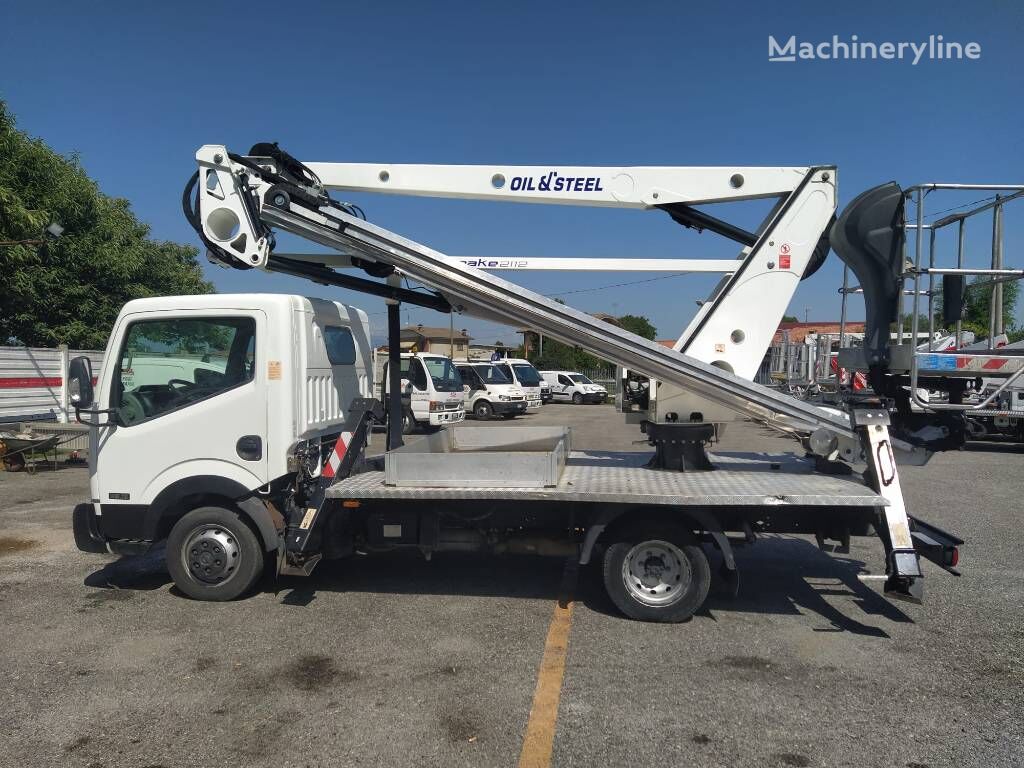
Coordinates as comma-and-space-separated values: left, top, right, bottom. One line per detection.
265, 203, 855, 441
193, 146, 855, 444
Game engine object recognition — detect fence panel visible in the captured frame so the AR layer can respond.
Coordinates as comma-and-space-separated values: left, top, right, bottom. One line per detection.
0, 346, 105, 423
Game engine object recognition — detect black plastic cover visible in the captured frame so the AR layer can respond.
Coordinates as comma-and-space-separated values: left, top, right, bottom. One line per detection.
829, 182, 905, 368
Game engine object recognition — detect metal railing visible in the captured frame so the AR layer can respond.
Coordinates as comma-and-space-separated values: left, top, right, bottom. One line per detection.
839, 184, 1024, 413
758, 333, 841, 390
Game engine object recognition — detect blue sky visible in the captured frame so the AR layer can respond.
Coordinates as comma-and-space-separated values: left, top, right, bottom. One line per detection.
3, 1, 1021, 344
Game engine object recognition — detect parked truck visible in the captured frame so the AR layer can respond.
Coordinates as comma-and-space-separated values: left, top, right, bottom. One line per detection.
378, 352, 464, 434
68, 145, 964, 623
454, 361, 528, 420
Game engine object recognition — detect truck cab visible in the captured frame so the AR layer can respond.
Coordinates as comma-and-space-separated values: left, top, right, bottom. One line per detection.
381, 353, 464, 433
455, 362, 527, 420
72, 293, 373, 560
492, 358, 544, 409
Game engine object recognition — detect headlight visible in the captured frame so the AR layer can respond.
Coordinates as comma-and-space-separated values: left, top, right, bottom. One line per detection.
498, 394, 511, 401
429, 401, 442, 412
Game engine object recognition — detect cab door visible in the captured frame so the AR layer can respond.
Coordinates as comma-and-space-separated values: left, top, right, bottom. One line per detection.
93, 310, 268, 537
556, 374, 574, 400
405, 357, 431, 419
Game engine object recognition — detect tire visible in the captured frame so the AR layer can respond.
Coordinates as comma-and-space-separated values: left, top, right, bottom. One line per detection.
166, 506, 265, 601
474, 401, 494, 420
572, 392, 584, 405
401, 409, 417, 435
502, 412, 517, 420
602, 527, 710, 622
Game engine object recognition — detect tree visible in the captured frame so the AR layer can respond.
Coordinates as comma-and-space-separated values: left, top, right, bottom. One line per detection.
617, 314, 657, 340
0, 101, 212, 348
527, 312, 657, 371
781, 314, 799, 323
934, 276, 1022, 342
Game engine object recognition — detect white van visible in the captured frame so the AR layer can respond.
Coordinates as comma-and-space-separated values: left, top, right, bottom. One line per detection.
455, 362, 527, 420
381, 352, 465, 433
492, 358, 544, 409
540, 371, 609, 404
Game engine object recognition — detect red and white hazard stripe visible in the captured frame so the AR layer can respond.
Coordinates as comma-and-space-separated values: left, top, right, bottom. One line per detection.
321, 432, 353, 479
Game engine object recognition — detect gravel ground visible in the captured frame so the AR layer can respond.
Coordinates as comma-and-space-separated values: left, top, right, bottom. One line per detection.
0, 405, 1021, 768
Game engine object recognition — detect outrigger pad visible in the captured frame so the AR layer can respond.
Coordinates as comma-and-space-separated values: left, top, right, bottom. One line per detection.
830, 181, 905, 370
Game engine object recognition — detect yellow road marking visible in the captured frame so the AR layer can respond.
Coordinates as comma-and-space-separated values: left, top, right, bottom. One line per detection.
518, 562, 577, 768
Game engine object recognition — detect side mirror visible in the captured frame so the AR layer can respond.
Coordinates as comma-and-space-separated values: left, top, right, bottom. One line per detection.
68, 356, 95, 408
942, 275, 965, 326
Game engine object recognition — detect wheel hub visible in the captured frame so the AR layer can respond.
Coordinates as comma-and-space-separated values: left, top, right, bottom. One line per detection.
622, 540, 691, 606
184, 526, 240, 583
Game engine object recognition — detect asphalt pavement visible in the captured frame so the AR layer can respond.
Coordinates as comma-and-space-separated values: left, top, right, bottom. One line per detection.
0, 404, 1021, 768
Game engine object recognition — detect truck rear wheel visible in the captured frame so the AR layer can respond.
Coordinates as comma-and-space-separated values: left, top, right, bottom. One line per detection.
167, 506, 264, 601
602, 529, 710, 622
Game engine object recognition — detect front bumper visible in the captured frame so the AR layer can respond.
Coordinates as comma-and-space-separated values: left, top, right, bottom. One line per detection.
73, 502, 108, 553
581, 392, 607, 403
492, 400, 528, 415
526, 397, 543, 409
428, 409, 464, 426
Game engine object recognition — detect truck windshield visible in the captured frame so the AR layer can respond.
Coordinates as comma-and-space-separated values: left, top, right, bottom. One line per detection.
472, 365, 511, 384
512, 364, 542, 386
423, 357, 463, 391
570, 374, 594, 384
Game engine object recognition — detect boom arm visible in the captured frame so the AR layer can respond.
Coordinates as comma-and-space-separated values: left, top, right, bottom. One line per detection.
194, 145, 836, 384
191, 145, 852, 442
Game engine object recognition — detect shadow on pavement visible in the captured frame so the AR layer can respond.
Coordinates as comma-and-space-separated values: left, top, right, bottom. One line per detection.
83, 537, 911, 636
83, 542, 170, 592
577, 536, 912, 637
963, 439, 1023, 454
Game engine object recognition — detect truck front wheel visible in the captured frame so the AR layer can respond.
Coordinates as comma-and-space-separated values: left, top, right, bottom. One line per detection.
474, 401, 493, 420
602, 529, 710, 622
167, 506, 265, 601
401, 409, 417, 435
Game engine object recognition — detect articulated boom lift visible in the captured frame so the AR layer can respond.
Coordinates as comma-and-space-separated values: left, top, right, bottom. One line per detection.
183, 143, 962, 604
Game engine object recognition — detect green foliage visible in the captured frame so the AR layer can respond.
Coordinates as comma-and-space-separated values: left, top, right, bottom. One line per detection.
0, 100, 212, 348
527, 313, 657, 371
933, 275, 1022, 341
616, 314, 657, 340
781, 314, 798, 323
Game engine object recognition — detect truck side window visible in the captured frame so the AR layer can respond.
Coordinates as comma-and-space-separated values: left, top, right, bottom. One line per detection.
323, 325, 356, 365
497, 364, 513, 381
559, 375, 573, 387
113, 316, 256, 426
410, 359, 429, 390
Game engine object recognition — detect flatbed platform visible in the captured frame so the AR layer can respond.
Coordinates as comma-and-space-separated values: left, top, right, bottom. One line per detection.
329, 450, 886, 507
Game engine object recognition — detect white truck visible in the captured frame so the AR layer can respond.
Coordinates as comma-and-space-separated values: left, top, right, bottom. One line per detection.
67, 145, 964, 622
454, 361, 528, 419
379, 352, 464, 433
491, 358, 544, 409
540, 370, 609, 404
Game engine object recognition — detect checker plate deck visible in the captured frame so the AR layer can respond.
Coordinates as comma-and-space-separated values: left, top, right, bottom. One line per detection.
328, 450, 885, 507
